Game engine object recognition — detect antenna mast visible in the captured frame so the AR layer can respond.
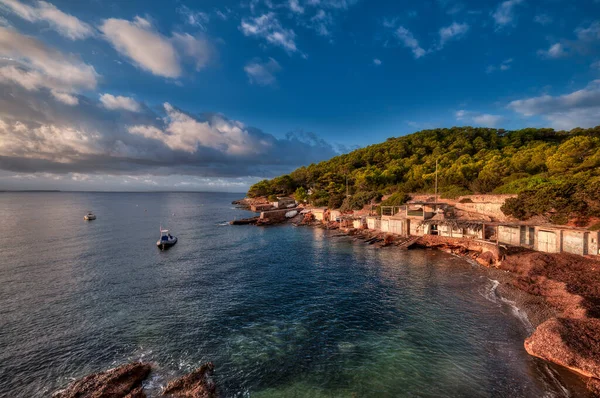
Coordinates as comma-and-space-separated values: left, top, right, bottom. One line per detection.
434, 159, 438, 203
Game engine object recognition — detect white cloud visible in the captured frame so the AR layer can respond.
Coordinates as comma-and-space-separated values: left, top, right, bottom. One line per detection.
439, 22, 469, 47
507, 80, 600, 129
308, 9, 333, 36
486, 58, 513, 73
455, 109, 504, 127
537, 21, 600, 60
128, 103, 273, 155
592, 60, 600, 70
0, 27, 98, 96
0, 87, 340, 180
244, 57, 281, 86
289, 0, 304, 14
51, 90, 78, 105
100, 17, 181, 78
373, 58, 382, 65
395, 26, 426, 58
99, 17, 211, 78
538, 42, 568, 59
0, 0, 93, 40
99, 93, 142, 112
171, 33, 211, 71
0, 118, 102, 161
576, 21, 600, 42
240, 13, 299, 54
491, 0, 524, 28
534, 13, 552, 26
176, 5, 209, 30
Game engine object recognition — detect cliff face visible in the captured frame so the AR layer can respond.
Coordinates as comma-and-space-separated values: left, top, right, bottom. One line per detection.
525, 318, 600, 379
499, 251, 600, 394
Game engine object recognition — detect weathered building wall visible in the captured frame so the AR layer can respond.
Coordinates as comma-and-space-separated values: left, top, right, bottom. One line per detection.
260, 208, 292, 221
589, 232, 600, 256
251, 204, 273, 212
329, 210, 341, 222
410, 221, 423, 236
312, 210, 326, 221
367, 217, 381, 230
437, 226, 483, 239
381, 218, 390, 232
388, 218, 408, 236
498, 226, 521, 246
562, 230, 587, 256
454, 202, 509, 221
535, 228, 561, 253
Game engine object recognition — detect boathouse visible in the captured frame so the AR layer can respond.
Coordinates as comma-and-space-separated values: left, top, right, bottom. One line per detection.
329, 210, 342, 222
272, 197, 296, 209
311, 208, 327, 221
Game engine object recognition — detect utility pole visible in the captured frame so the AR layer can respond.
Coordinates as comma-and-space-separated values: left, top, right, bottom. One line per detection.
346, 174, 349, 198
434, 158, 438, 204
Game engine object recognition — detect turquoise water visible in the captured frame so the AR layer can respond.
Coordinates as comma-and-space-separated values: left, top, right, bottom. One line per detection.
0, 192, 576, 397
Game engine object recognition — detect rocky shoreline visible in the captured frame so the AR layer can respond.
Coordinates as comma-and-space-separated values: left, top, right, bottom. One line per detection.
53, 362, 216, 398
56, 199, 600, 397
299, 222, 600, 396
234, 198, 600, 395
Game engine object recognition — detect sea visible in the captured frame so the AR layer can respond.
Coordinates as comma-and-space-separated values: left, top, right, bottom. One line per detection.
0, 192, 588, 397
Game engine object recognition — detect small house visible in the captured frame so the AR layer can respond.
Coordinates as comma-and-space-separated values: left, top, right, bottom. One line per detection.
366, 216, 381, 230
311, 208, 327, 221
353, 217, 367, 229
329, 210, 342, 222
272, 197, 296, 209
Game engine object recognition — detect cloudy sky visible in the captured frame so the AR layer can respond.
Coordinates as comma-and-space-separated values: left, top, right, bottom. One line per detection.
0, 0, 599, 191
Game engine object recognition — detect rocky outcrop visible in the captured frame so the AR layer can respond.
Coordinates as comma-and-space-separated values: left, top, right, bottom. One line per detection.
415, 235, 503, 265
53, 362, 217, 398
161, 362, 216, 398
525, 318, 600, 380
53, 362, 151, 398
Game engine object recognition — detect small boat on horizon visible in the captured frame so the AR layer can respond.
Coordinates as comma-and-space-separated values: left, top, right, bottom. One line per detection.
84, 211, 96, 221
157, 228, 177, 250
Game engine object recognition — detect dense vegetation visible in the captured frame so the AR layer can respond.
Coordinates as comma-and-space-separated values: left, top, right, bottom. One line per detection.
249, 126, 600, 224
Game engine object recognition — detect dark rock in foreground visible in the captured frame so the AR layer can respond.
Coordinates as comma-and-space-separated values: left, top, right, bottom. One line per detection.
53, 362, 151, 398
53, 362, 217, 398
161, 362, 217, 397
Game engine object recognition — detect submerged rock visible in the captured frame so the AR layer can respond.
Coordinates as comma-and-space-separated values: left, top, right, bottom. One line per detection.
525, 318, 600, 380
161, 362, 216, 398
53, 362, 151, 398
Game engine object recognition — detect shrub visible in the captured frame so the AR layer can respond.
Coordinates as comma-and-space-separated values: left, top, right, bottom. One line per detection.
440, 185, 471, 199
380, 192, 410, 206
340, 191, 381, 212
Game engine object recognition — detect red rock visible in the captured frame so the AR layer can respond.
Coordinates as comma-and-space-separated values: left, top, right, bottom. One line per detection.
53, 362, 151, 398
476, 251, 495, 267
525, 318, 600, 379
161, 362, 216, 398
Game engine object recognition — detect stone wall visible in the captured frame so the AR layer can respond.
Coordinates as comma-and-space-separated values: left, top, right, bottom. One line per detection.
260, 208, 292, 221
416, 235, 503, 260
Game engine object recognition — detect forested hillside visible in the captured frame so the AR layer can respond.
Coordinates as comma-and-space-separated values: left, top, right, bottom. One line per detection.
248, 126, 600, 225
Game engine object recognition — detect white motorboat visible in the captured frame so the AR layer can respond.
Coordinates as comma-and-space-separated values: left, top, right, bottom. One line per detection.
285, 210, 298, 218
84, 212, 96, 221
157, 228, 177, 250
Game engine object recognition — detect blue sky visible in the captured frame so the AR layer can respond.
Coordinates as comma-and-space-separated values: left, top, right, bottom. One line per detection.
0, 0, 599, 191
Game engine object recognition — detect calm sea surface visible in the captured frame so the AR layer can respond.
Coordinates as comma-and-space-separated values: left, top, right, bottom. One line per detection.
0, 192, 583, 397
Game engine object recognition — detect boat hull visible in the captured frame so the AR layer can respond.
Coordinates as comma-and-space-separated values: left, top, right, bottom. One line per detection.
157, 238, 177, 250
